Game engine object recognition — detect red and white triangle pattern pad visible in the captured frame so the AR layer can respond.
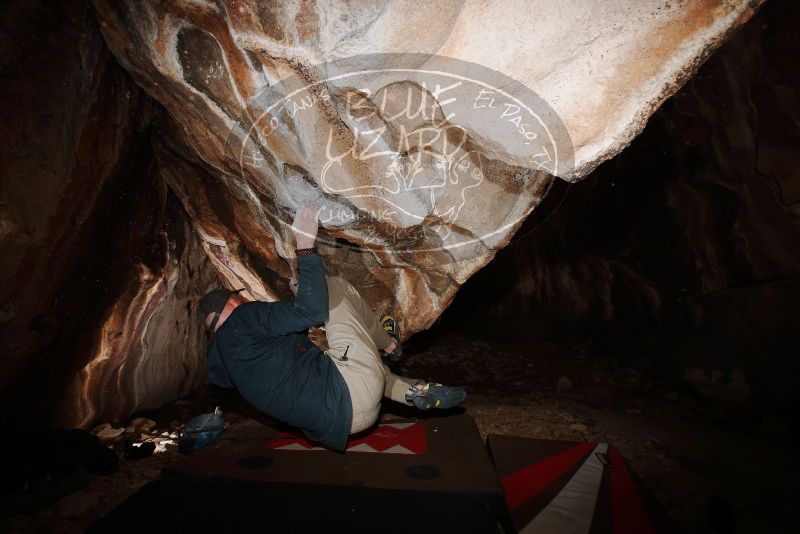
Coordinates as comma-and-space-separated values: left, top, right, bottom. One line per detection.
267, 421, 428, 455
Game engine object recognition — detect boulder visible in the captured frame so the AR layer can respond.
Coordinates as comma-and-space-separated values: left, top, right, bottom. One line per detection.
92, 0, 762, 335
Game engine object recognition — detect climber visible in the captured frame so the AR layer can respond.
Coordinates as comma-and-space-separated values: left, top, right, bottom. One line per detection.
198, 205, 466, 451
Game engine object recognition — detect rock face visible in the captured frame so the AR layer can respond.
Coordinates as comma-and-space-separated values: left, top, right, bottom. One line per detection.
0, 0, 217, 427
92, 0, 762, 336
61, 182, 219, 427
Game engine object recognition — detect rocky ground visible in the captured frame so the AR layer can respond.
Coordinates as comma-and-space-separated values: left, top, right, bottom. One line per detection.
2, 330, 796, 533
403, 331, 798, 533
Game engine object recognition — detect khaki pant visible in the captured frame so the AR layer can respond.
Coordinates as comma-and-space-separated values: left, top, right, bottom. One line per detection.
324, 276, 419, 434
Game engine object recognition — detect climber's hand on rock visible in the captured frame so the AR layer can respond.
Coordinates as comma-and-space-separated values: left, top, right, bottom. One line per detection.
291, 204, 319, 249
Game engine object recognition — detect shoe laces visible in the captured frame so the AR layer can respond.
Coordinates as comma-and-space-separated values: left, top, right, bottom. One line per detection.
405, 380, 444, 402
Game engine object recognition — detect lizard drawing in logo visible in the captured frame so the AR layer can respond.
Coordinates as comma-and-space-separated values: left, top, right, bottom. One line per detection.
319, 81, 484, 240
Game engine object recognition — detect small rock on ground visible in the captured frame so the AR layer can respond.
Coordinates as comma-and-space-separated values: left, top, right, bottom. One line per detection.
557, 376, 573, 391
131, 417, 156, 433
96, 427, 125, 441
90, 423, 111, 435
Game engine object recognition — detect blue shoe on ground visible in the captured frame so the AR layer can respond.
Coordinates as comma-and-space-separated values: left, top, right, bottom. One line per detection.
406, 382, 467, 410
178, 406, 226, 454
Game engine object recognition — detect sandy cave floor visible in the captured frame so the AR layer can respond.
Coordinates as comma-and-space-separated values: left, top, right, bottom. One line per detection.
2, 330, 797, 533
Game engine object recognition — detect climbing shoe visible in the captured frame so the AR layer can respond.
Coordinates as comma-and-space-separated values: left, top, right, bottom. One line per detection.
405, 381, 467, 410
380, 314, 402, 360
178, 407, 226, 454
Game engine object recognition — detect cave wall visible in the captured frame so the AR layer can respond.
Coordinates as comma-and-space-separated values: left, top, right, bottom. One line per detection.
447, 0, 800, 411
0, 0, 144, 392
0, 0, 217, 427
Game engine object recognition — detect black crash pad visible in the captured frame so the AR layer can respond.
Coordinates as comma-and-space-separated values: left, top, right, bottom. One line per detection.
90, 415, 506, 532
170, 414, 502, 497
87, 478, 502, 533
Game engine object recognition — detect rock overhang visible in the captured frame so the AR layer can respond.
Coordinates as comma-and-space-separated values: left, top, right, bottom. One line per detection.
90, 0, 763, 336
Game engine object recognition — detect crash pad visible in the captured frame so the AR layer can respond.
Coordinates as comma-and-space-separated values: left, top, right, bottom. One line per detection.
90, 415, 505, 531
486, 435, 677, 533
87, 478, 502, 532
170, 414, 502, 497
